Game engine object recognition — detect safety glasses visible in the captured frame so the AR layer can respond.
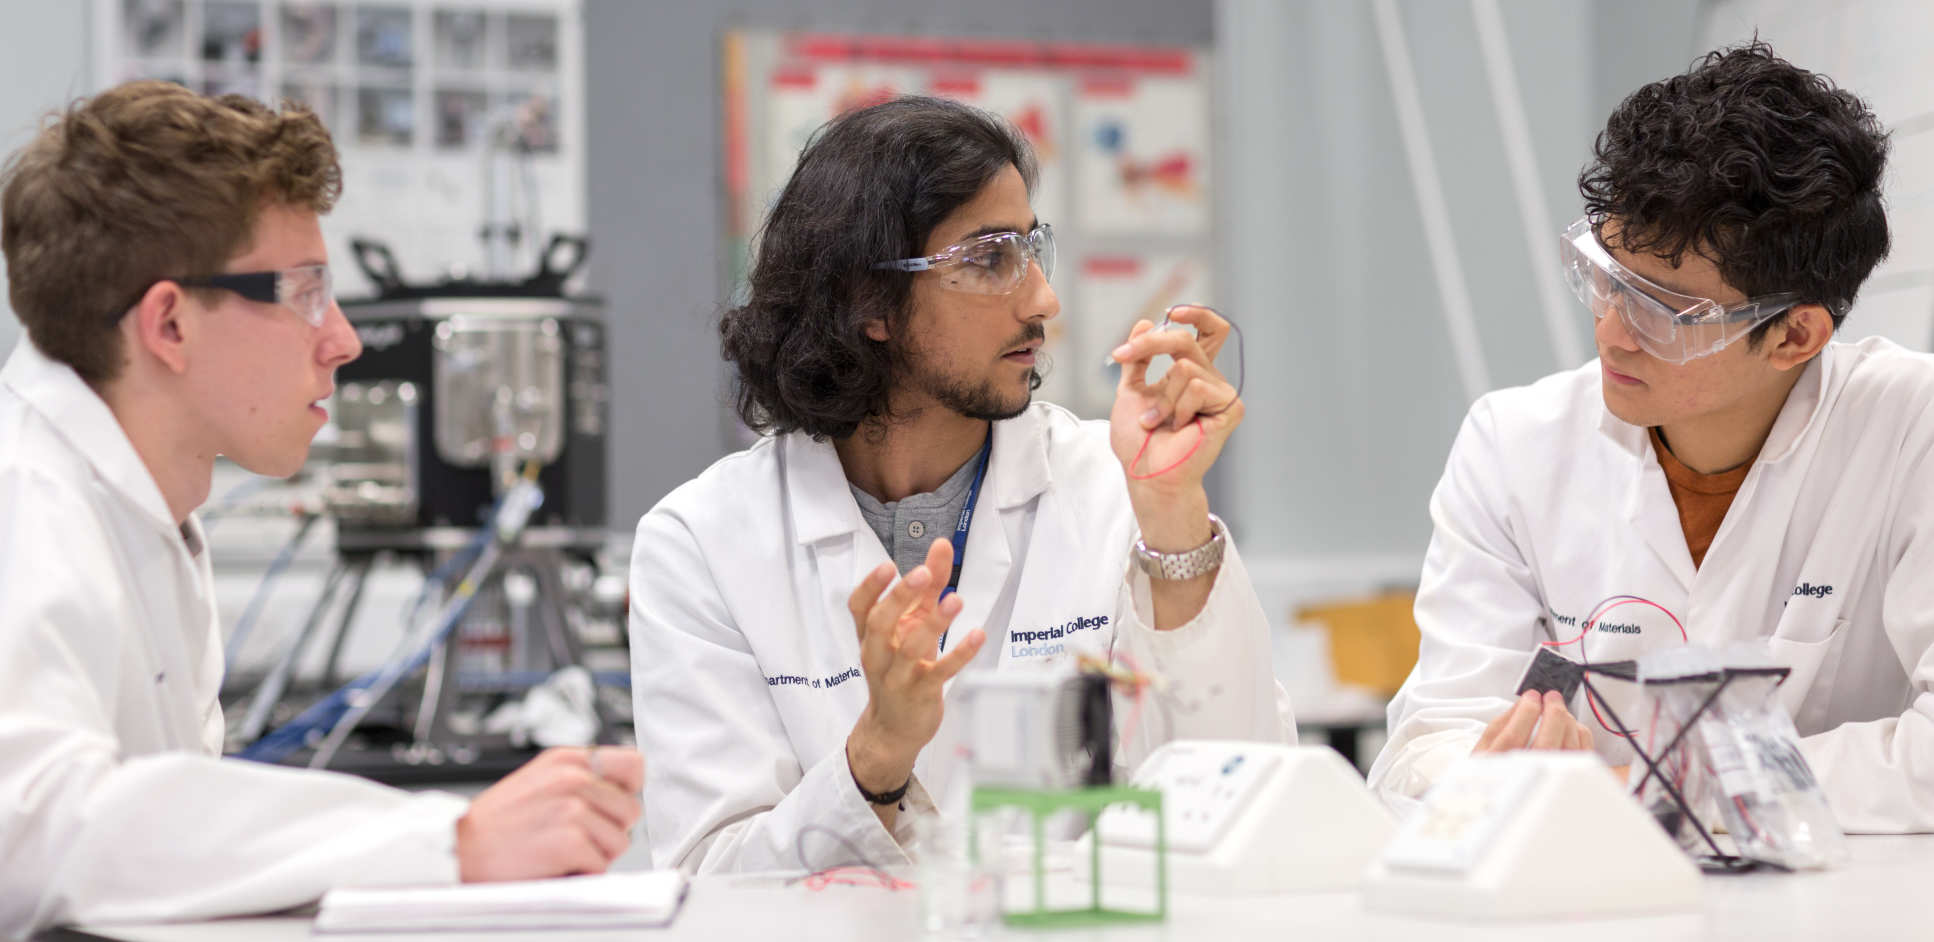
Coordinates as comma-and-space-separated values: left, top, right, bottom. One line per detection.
874, 223, 1055, 295
180, 264, 336, 327
1559, 217, 1799, 364
110, 264, 336, 327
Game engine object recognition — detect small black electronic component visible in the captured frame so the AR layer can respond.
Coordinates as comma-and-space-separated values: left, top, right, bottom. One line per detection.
1515, 646, 1584, 702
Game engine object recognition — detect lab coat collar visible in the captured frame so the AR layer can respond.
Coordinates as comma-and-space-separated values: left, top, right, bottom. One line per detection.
0, 339, 180, 537
1757, 342, 1833, 466
782, 406, 1056, 546
1593, 342, 1835, 466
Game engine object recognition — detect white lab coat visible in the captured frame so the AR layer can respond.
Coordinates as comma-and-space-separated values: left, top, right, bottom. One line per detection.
628, 402, 1294, 873
0, 341, 468, 936
1369, 338, 1934, 832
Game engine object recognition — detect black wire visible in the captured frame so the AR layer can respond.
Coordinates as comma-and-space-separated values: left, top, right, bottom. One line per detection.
1191, 308, 1245, 418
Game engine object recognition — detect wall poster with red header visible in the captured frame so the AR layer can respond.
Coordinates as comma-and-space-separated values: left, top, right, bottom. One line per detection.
723, 31, 1215, 418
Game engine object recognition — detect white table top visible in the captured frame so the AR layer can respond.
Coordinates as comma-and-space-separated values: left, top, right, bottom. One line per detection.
55, 835, 1931, 942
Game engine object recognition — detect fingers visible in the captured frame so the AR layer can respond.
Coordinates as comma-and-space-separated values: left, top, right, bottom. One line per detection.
578, 773, 645, 829
530, 749, 643, 829
1162, 372, 1237, 429
1475, 697, 1517, 751
547, 830, 612, 877
919, 538, 954, 605
458, 756, 639, 882
1476, 691, 1597, 756
1115, 320, 1158, 391
888, 541, 953, 646
1161, 304, 1230, 360
931, 627, 986, 680
895, 592, 963, 666
1132, 354, 1240, 431
848, 562, 897, 642
1531, 691, 1573, 749
588, 746, 645, 793
1492, 691, 1543, 750
1112, 318, 1216, 382
575, 798, 632, 863
869, 564, 934, 647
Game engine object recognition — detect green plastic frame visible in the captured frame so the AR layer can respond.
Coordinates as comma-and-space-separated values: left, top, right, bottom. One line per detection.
967, 784, 1167, 928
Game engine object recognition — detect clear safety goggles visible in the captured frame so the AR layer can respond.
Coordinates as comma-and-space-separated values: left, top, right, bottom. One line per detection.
1559, 217, 1799, 364
874, 223, 1055, 295
178, 263, 336, 328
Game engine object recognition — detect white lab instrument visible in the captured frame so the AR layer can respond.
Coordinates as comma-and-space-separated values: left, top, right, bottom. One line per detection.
1363, 752, 1700, 921
956, 669, 1113, 789
1091, 740, 1394, 895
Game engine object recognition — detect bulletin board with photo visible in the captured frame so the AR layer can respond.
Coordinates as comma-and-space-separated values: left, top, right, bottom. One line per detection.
724, 31, 1217, 418
95, 0, 586, 300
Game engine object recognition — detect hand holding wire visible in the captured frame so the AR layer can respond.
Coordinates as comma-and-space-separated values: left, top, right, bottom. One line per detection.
1108, 305, 1244, 483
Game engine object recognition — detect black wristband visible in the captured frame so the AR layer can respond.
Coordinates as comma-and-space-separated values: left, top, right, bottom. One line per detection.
851, 766, 911, 806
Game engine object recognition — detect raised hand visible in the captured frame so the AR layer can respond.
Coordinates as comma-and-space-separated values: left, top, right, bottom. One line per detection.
843, 539, 987, 805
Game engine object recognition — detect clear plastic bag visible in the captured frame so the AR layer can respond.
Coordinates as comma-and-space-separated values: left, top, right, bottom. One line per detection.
1631, 644, 1848, 870
1628, 648, 1722, 856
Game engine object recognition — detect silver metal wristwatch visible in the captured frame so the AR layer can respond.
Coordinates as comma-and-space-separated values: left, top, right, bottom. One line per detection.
1132, 513, 1228, 581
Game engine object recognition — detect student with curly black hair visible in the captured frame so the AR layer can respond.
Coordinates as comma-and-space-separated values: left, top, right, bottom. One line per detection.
1370, 41, 1934, 831
629, 96, 1293, 873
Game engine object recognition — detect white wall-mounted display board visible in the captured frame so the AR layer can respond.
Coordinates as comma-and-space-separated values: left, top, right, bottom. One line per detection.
96, 0, 587, 299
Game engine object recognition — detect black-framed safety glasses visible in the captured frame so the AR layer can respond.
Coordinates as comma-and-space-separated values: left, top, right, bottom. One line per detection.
107, 264, 335, 327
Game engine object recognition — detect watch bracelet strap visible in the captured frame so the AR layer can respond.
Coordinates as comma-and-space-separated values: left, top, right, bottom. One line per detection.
1133, 512, 1228, 581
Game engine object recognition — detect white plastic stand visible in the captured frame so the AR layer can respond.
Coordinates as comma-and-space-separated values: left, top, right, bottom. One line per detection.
1093, 741, 1394, 895
1363, 752, 1701, 920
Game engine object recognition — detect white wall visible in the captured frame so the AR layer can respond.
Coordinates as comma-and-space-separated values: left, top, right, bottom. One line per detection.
0, 2, 91, 357
1696, 0, 1934, 351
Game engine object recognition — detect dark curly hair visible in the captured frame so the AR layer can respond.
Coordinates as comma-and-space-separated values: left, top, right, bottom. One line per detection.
720, 96, 1037, 440
1579, 40, 1889, 343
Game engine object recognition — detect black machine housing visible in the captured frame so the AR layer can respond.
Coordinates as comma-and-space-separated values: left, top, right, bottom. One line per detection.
326, 236, 608, 540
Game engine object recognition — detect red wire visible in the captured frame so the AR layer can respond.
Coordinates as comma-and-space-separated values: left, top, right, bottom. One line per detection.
803, 867, 913, 892
1542, 594, 1687, 738
1127, 418, 1205, 480
1542, 596, 1688, 648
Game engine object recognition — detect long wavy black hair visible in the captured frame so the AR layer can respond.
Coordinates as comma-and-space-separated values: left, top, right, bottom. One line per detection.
720, 96, 1038, 440
1579, 40, 1889, 342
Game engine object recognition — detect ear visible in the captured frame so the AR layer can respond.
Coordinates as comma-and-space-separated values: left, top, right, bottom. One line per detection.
1764, 303, 1833, 372
130, 280, 193, 375
862, 317, 890, 343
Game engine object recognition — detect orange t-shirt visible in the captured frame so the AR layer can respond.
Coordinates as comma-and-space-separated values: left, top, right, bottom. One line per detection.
1650, 428, 1753, 569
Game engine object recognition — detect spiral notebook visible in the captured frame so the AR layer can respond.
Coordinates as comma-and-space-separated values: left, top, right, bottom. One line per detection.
315, 870, 689, 933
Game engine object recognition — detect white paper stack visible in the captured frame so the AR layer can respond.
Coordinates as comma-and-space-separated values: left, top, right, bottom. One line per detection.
315, 871, 689, 933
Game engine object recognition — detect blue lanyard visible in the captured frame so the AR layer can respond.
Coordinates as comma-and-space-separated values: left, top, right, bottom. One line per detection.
938, 431, 992, 650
